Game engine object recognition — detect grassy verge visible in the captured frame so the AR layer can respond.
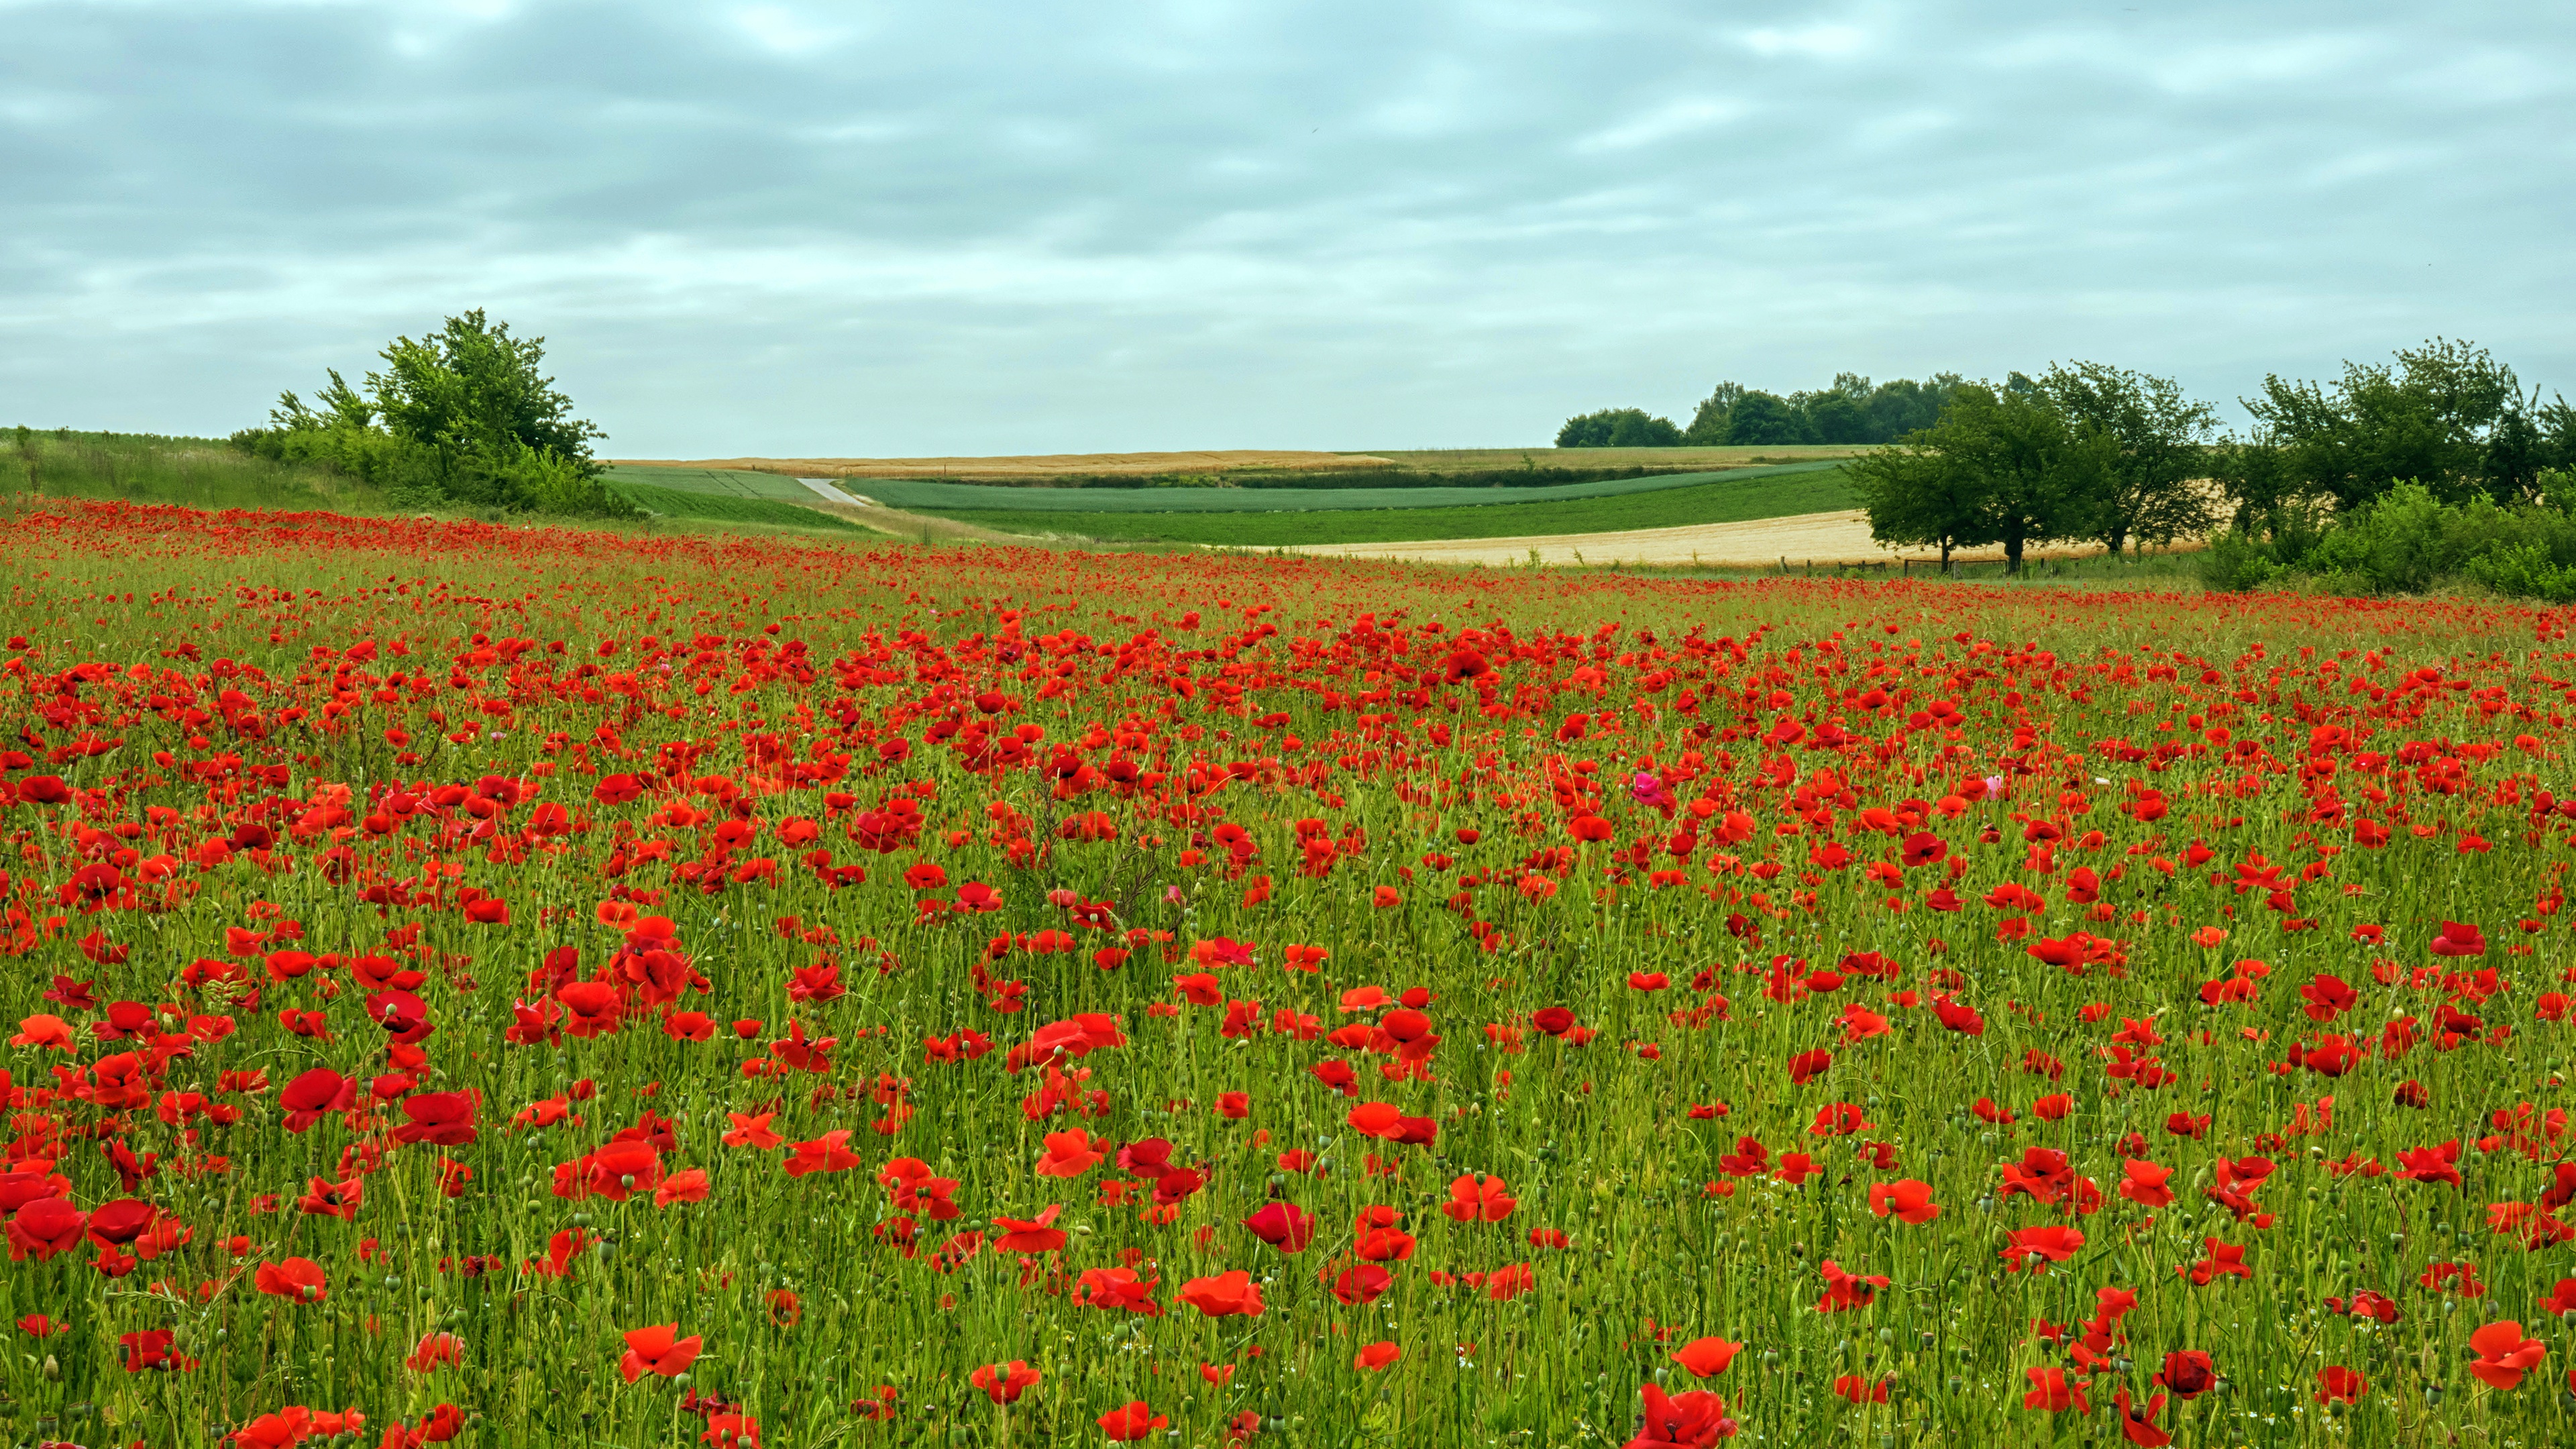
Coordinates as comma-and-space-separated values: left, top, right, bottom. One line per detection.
918, 464, 1856, 544
2, 426, 394, 513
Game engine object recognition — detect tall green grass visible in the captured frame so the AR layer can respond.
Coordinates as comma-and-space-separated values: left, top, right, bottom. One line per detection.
2, 426, 392, 513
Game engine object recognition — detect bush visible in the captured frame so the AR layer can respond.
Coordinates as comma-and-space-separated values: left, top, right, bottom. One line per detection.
2201, 477, 2576, 600
243, 311, 635, 519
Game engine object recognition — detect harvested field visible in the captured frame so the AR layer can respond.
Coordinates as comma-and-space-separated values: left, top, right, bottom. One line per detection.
1282, 507, 2167, 568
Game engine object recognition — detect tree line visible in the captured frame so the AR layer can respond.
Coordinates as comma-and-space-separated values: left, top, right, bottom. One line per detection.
1557, 373, 1962, 449
231, 310, 633, 517
1569, 341, 2575, 578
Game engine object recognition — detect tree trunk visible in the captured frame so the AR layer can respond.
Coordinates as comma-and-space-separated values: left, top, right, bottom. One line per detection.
2004, 534, 2025, 575
1939, 540, 1951, 572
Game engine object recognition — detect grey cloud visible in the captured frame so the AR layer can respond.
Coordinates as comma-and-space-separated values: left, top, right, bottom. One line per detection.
1, 0, 2569, 455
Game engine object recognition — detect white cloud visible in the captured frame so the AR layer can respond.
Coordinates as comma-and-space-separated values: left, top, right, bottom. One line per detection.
1572, 97, 1747, 153
732, 3, 856, 56
1741, 20, 1868, 60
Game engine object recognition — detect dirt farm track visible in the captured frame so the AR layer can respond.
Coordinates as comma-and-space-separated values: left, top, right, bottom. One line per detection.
1278, 507, 2127, 569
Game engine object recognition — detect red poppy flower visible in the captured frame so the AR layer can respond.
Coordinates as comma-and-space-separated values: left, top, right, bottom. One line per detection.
1241, 1201, 1315, 1253
1034, 1129, 1106, 1178
1815, 1258, 1887, 1312
1331, 1264, 1394, 1305
1999, 1226, 2084, 1273
993, 1204, 1067, 1252
2466, 1320, 2545, 1389
2314, 1366, 2366, 1404
1097, 1401, 1168, 1441
970, 1360, 1042, 1403
1868, 1179, 1939, 1225
1176, 1271, 1266, 1318
1668, 1337, 1742, 1377
1353, 1341, 1402, 1371
390, 1090, 480, 1147
724, 1112, 784, 1149
5, 1197, 84, 1261
1074, 1267, 1163, 1314
619, 1324, 704, 1383
1627, 1383, 1738, 1445
254, 1256, 328, 1303
407, 1330, 465, 1371
2188, 1237, 2252, 1285
2430, 921, 2487, 957
1442, 1173, 1516, 1223
2118, 1159, 2175, 1208
2153, 1350, 2216, 1398
783, 1130, 863, 1177
2022, 1366, 2089, 1414
2111, 1387, 2168, 1446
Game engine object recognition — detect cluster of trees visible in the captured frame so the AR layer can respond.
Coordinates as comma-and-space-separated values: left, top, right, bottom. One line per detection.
1847, 340, 2576, 585
232, 310, 632, 517
2214, 338, 2575, 522
2191, 341, 2576, 598
1850, 364, 2220, 572
1556, 373, 1964, 449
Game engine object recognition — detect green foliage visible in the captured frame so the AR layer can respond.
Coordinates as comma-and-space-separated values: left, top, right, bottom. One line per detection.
1682, 373, 1962, 446
2199, 476, 2576, 600
2033, 362, 2219, 554
1847, 444, 1977, 566
237, 310, 633, 518
3, 427, 388, 513
1718, 392, 1810, 446
1851, 382, 2108, 573
1554, 408, 1682, 447
2233, 338, 2576, 514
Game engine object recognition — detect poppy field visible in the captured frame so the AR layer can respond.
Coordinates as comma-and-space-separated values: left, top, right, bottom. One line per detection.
5, 498, 2576, 1449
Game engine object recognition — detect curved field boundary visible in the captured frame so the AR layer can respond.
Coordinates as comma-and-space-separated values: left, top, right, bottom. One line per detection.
600, 466, 820, 501
908, 466, 1855, 547
857, 459, 1845, 514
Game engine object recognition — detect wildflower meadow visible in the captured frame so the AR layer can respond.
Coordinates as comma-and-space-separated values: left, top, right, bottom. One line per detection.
2, 498, 2573, 1448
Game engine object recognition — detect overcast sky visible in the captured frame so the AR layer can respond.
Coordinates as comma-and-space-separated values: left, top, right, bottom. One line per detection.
3, 1, 2569, 458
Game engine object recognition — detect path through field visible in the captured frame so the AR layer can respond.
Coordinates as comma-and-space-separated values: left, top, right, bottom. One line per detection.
1278, 507, 1925, 567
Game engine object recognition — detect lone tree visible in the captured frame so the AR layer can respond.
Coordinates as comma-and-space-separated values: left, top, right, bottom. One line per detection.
1851, 381, 2106, 574
1847, 443, 1981, 571
250, 309, 627, 516
2033, 362, 2219, 555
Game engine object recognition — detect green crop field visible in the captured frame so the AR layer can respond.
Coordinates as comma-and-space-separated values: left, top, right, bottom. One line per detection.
1358, 443, 1864, 471
604, 478, 865, 532
600, 464, 828, 501
916, 463, 1856, 546
859, 459, 1843, 515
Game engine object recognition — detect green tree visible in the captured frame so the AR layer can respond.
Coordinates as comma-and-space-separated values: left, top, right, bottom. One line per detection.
1682, 382, 1744, 445
370, 310, 604, 479
242, 310, 629, 517
1847, 441, 1982, 570
1856, 383, 2105, 574
1721, 392, 1812, 446
1861, 374, 1960, 443
2237, 338, 2522, 511
1556, 407, 1680, 447
2034, 362, 2219, 555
